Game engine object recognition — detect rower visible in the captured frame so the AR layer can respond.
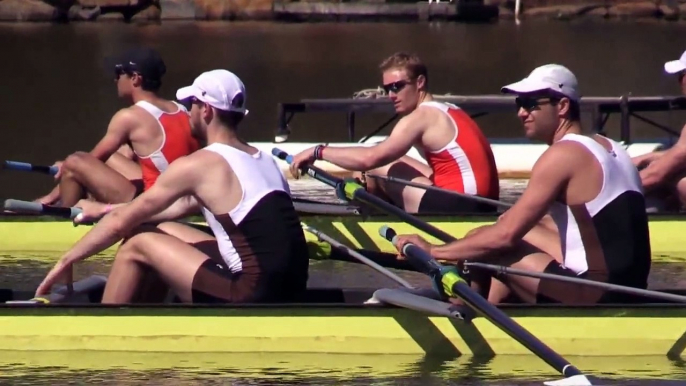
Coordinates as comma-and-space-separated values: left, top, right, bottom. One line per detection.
35, 47, 199, 207
34, 69, 310, 304
391, 64, 652, 305
631, 49, 686, 211
288, 52, 499, 214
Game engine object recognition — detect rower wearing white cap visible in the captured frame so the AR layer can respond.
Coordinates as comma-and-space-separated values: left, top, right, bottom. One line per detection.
391, 64, 651, 305
631, 49, 686, 210
35, 69, 310, 304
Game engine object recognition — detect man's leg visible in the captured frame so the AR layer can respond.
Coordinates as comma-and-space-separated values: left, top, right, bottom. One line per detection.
102, 222, 222, 304
59, 151, 139, 207
354, 155, 434, 213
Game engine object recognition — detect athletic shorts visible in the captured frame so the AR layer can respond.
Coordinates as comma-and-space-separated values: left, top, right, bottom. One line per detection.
417, 189, 498, 214
535, 261, 608, 305
191, 255, 260, 304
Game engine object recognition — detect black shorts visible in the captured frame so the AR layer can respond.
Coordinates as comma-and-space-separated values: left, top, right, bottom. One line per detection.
191, 258, 259, 304
535, 261, 608, 305
417, 189, 498, 214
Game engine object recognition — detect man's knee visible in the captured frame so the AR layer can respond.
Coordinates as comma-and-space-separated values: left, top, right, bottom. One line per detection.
63, 151, 93, 173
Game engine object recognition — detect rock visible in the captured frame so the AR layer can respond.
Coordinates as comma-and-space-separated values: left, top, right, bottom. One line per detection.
523, 4, 602, 20
607, 1, 659, 19
194, 0, 273, 20
97, 11, 125, 20
68, 4, 100, 19
159, 0, 193, 19
659, 4, 679, 20
78, 0, 131, 8
0, 0, 59, 21
498, 5, 514, 19
130, 2, 159, 19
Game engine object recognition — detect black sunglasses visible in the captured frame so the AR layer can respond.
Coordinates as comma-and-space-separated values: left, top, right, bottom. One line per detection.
515, 96, 559, 112
382, 79, 413, 94
114, 64, 140, 81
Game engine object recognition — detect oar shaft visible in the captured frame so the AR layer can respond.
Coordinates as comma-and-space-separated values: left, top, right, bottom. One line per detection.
467, 262, 686, 304
3, 199, 81, 220
380, 225, 584, 379
272, 148, 456, 243
366, 173, 512, 209
4, 161, 58, 176
302, 224, 414, 289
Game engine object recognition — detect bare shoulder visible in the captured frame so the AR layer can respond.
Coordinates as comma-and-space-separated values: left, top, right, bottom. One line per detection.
396, 104, 435, 131
534, 140, 590, 173
109, 106, 142, 126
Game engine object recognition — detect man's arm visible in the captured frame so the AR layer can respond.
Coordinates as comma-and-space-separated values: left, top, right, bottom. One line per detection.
76, 195, 200, 224
321, 113, 425, 170
640, 136, 686, 191
428, 144, 573, 262
88, 109, 137, 162
58, 155, 201, 266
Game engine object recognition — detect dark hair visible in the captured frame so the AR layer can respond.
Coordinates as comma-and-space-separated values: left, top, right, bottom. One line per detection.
379, 52, 429, 88
140, 77, 162, 93
216, 110, 245, 128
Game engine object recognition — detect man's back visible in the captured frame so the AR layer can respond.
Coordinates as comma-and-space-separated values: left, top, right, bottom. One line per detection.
196, 144, 309, 302
550, 134, 651, 289
125, 99, 199, 191
417, 101, 499, 200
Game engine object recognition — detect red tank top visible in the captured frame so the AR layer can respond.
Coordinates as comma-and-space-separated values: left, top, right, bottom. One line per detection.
134, 101, 199, 190
422, 101, 499, 200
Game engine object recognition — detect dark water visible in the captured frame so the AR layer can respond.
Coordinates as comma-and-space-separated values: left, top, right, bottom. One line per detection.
2, 20, 686, 201
2, 19, 686, 385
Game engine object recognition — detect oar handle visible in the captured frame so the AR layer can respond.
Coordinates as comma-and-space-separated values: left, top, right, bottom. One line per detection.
379, 225, 444, 276
272, 148, 294, 164
3, 199, 82, 220
4, 161, 58, 176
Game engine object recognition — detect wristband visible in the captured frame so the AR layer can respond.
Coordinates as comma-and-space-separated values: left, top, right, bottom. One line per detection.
314, 144, 326, 160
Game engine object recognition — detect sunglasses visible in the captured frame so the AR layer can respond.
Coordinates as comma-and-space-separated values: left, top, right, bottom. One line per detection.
515, 97, 558, 112
114, 64, 140, 81
382, 79, 413, 94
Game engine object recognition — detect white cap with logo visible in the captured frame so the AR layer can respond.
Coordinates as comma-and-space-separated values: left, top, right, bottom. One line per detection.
501, 64, 580, 101
664, 50, 686, 74
176, 69, 248, 115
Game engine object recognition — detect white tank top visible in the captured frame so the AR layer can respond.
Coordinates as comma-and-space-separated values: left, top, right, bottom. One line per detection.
200, 143, 291, 272
549, 133, 644, 274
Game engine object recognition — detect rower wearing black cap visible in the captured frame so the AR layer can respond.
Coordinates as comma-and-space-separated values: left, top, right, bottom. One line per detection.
36, 47, 199, 209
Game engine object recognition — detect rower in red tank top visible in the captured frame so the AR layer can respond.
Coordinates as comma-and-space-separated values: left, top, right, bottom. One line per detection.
288, 52, 500, 214
134, 100, 200, 190
421, 101, 499, 200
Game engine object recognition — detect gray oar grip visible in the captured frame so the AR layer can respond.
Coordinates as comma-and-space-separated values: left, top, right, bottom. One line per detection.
4, 199, 82, 219
4, 199, 42, 213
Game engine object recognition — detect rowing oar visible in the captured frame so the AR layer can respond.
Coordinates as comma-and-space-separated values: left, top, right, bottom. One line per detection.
3, 199, 82, 220
3, 161, 58, 176
5, 275, 107, 305
379, 225, 592, 386
365, 173, 512, 210
271, 148, 455, 242
302, 223, 415, 289
465, 262, 686, 304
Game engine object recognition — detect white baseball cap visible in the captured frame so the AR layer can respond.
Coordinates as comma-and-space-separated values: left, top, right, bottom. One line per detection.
664, 50, 686, 74
501, 64, 580, 101
176, 69, 248, 115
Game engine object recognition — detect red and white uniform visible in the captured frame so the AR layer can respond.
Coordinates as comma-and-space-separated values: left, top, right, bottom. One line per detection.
420, 101, 499, 200
134, 100, 199, 190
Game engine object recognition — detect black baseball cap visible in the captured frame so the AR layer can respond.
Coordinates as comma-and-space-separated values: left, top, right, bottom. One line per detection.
109, 47, 166, 82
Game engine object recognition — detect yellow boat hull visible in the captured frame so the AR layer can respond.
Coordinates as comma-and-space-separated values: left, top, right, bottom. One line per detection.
0, 215, 684, 263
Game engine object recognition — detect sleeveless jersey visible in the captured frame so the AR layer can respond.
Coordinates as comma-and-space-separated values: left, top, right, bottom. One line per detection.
548, 134, 651, 288
134, 100, 199, 190
200, 143, 309, 293
420, 101, 499, 200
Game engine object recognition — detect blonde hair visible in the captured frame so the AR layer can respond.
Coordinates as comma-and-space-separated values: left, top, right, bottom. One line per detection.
379, 52, 429, 86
